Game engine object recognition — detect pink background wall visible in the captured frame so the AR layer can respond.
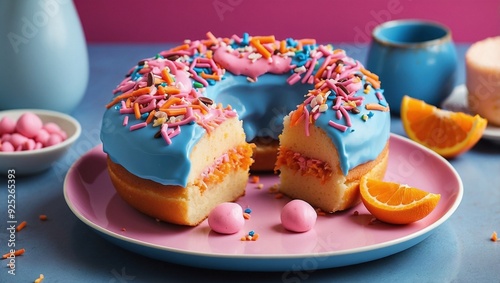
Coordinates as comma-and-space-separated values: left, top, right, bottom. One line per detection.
74, 0, 500, 43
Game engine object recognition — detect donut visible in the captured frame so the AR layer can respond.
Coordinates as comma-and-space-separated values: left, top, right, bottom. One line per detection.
101, 32, 390, 226
466, 36, 500, 126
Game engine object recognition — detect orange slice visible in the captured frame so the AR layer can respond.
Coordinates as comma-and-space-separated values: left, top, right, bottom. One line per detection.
359, 176, 441, 224
401, 95, 487, 158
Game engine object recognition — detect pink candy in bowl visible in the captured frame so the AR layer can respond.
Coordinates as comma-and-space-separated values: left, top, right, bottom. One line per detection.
0, 109, 81, 175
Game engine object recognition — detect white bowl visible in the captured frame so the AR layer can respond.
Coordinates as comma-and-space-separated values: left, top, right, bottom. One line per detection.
0, 109, 81, 175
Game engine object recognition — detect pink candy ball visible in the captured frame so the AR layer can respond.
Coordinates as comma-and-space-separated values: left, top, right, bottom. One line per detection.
9, 133, 28, 148
16, 112, 43, 138
35, 129, 50, 145
0, 112, 68, 152
281, 200, 317, 233
46, 133, 63, 147
208, 202, 245, 234
0, 116, 16, 135
43, 122, 61, 134
1, 141, 14, 152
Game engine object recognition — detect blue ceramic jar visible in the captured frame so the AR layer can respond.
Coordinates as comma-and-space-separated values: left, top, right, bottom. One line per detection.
366, 20, 458, 114
0, 0, 89, 113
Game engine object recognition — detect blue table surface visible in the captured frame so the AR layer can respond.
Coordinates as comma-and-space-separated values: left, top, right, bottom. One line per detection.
1, 43, 499, 283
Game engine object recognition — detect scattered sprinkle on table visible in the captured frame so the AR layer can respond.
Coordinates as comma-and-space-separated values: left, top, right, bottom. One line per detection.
16, 220, 27, 232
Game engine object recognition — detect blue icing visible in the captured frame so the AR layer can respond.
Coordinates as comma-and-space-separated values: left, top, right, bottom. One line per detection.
313, 88, 390, 175
206, 74, 310, 141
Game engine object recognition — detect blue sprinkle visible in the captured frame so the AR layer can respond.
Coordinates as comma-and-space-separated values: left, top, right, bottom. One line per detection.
207, 79, 216, 86
141, 113, 149, 120
286, 38, 297, 47
378, 101, 388, 107
113, 104, 120, 110
155, 54, 164, 59
248, 230, 255, 237
242, 32, 250, 45
367, 111, 374, 118
244, 208, 252, 214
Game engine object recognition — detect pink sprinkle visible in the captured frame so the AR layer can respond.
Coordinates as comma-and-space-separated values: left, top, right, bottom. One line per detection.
119, 108, 134, 114
376, 91, 384, 101
301, 57, 317, 84
313, 112, 320, 121
339, 106, 352, 127
231, 34, 242, 44
168, 126, 181, 139
129, 122, 147, 131
332, 96, 343, 110
140, 100, 157, 113
336, 109, 342, 120
161, 124, 172, 145
123, 116, 129, 126
318, 45, 333, 56
303, 96, 315, 105
328, 120, 348, 132
316, 55, 332, 78
304, 106, 310, 137
164, 60, 178, 75
166, 116, 196, 127
287, 73, 301, 85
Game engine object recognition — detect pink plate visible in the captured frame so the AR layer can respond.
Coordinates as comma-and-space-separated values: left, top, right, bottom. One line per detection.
63, 134, 462, 271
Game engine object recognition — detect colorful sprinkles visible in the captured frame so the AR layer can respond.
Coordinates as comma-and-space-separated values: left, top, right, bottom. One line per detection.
107, 32, 387, 145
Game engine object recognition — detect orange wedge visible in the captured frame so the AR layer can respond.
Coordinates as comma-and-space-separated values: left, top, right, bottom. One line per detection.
359, 176, 441, 224
401, 95, 487, 158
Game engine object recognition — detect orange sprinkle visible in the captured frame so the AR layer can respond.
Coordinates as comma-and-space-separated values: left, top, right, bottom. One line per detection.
160, 97, 183, 110
365, 75, 381, 90
200, 72, 221, 81
280, 40, 287, 54
145, 110, 156, 124
164, 108, 187, 116
250, 39, 272, 59
365, 103, 389, 112
16, 221, 27, 232
299, 38, 316, 46
189, 104, 208, 115
250, 175, 260, 183
361, 68, 379, 81
316, 208, 326, 216
2, 248, 25, 259
206, 31, 218, 45
125, 97, 132, 108
105, 87, 151, 109
274, 193, 284, 199
290, 104, 305, 126
157, 85, 166, 95
252, 35, 276, 44
171, 43, 190, 52
251, 233, 260, 241
133, 102, 141, 119
39, 214, 48, 221
206, 50, 213, 59
491, 231, 498, 242
163, 86, 181, 95
34, 274, 45, 283
161, 67, 174, 86
243, 213, 251, 220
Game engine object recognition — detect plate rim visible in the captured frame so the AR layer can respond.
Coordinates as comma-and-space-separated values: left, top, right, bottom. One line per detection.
63, 133, 463, 268
442, 84, 500, 141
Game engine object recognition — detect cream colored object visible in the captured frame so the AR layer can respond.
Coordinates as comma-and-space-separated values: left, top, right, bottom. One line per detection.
107, 117, 251, 226
277, 115, 388, 213
466, 36, 500, 126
